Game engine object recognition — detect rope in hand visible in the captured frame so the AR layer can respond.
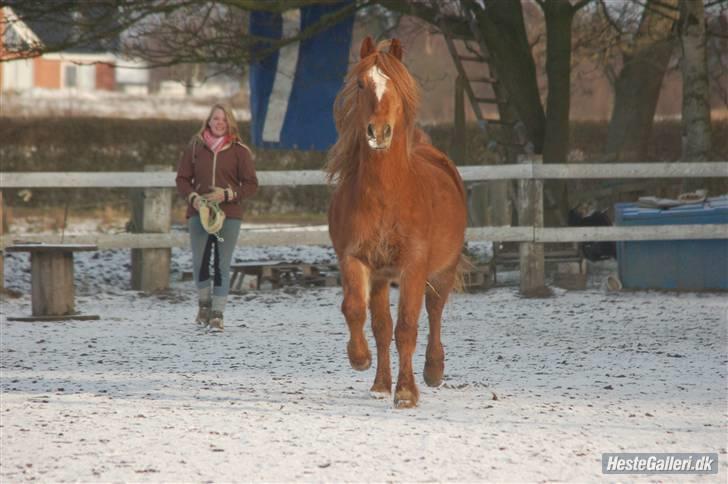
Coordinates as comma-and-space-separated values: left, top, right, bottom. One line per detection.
198, 198, 225, 242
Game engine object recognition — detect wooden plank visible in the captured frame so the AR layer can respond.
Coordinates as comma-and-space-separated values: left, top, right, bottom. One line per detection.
7, 314, 100, 322
465, 226, 533, 242
4, 233, 190, 249
6, 244, 98, 252
534, 162, 728, 179
1, 229, 331, 249
1, 162, 726, 188
0, 170, 328, 188
459, 165, 532, 181
1, 224, 726, 250
458, 162, 728, 181
535, 225, 728, 242
0, 171, 176, 188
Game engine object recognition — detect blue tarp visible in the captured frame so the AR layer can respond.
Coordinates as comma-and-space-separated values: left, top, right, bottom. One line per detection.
249, 3, 354, 151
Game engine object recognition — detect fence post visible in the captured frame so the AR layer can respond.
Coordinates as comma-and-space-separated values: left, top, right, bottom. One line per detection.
130, 165, 172, 291
518, 155, 549, 297
0, 190, 4, 289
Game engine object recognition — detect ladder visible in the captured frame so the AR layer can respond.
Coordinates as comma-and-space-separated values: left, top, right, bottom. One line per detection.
441, 7, 527, 159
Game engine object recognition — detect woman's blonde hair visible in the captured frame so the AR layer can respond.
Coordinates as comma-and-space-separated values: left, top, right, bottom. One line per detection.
197, 103, 240, 139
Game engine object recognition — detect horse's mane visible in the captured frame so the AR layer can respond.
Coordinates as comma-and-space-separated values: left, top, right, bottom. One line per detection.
325, 41, 420, 185
412, 129, 467, 203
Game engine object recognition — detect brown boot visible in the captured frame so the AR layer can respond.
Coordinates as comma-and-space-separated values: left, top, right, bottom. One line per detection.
209, 310, 224, 332
196, 301, 211, 326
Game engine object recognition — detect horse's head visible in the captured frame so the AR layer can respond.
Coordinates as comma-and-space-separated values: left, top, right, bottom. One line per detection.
326, 37, 420, 183
350, 37, 418, 152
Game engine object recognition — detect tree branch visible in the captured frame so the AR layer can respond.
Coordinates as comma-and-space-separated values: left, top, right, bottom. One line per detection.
374, 0, 472, 39
572, 0, 594, 12
704, 0, 727, 8
1, 0, 372, 68
598, 0, 625, 34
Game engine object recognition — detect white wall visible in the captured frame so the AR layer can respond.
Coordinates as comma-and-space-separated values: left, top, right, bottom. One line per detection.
1, 58, 34, 91
61, 62, 96, 91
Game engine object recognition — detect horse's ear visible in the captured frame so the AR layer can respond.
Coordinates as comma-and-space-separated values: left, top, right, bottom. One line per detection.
360, 36, 375, 59
389, 38, 403, 61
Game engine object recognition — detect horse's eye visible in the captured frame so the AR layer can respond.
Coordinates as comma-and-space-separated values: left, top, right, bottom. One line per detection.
357, 79, 364, 89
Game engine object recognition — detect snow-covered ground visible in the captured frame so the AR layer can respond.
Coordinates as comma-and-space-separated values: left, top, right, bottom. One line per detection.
0, 89, 250, 120
1, 232, 726, 482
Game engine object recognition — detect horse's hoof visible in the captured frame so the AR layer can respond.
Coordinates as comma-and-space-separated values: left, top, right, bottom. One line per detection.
423, 361, 444, 387
370, 382, 391, 398
394, 388, 418, 409
347, 340, 371, 371
350, 358, 371, 371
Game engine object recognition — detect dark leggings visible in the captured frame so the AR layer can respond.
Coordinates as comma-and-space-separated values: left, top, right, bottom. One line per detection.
188, 215, 241, 297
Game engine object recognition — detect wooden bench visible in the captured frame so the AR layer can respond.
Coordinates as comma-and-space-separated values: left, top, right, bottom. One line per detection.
229, 261, 338, 292
493, 242, 587, 289
182, 261, 340, 292
6, 243, 100, 321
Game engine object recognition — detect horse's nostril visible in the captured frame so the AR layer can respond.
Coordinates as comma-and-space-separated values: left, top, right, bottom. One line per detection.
367, 124, 375, 138
384, 124, 392, 138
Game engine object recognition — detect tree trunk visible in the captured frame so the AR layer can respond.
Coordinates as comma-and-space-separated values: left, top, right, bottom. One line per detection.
605, 0, 678, 161
542, 0, 576, 226
472, 0, 546, 154
679, 0, 711, 163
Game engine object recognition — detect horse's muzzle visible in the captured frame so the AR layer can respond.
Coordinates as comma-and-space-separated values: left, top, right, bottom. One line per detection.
367, 123, 392, 150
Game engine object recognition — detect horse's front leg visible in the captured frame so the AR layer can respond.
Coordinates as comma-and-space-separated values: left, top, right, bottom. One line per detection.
340, 256, 372, 371
369, 277, 393, 397
394, 267, 428, 408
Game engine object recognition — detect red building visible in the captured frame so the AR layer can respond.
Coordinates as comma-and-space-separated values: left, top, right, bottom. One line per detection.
1, 6, 118, 92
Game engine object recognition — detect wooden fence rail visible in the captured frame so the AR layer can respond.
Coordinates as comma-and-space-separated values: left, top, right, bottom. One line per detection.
2, 162, 727, 187
1, 224, 726, 250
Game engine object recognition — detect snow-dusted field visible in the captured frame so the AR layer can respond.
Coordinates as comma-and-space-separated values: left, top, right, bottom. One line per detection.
0, 89, 250, 120
1, 242, 726, 482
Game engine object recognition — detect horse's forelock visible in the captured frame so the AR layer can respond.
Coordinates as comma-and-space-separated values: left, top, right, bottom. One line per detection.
375, 52, 419, 130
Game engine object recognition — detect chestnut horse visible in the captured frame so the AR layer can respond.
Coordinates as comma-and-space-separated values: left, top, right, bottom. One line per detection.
326, 37, 467, 408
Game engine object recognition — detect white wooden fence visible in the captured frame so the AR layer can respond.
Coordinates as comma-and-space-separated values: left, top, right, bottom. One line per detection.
1, 161, 726, 293
2, 162, 726, 248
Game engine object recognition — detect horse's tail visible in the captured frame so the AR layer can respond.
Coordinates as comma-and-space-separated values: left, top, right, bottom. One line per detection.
453, 253, 473, 293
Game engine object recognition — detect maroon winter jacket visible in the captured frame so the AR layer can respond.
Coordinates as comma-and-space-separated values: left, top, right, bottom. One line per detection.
175, 135, 258, 220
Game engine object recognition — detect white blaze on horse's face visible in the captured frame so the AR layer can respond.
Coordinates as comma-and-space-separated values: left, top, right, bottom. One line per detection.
366, 65, 394, 150
368, 65, 389, 102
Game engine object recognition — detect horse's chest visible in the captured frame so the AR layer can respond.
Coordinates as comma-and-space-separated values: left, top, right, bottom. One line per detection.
354, 221, 402, 269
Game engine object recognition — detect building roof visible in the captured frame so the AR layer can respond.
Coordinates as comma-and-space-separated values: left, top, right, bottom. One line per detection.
3, 2, 120, 55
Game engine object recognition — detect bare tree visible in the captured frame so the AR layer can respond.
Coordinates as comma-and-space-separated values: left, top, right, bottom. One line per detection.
603, 0, 679, 161
678, 0, 711, 162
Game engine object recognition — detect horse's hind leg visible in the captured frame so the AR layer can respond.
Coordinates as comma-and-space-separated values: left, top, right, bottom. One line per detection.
340, 256, 372, 371
423, 269, 456, 387
369, 278, 393, 397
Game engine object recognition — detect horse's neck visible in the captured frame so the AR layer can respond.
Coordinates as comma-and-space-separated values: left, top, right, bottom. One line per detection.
356, 135, 411, 194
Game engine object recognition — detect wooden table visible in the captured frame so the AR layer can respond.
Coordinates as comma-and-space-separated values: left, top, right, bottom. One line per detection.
6, 243, 100, 321
229, 261, 338, 292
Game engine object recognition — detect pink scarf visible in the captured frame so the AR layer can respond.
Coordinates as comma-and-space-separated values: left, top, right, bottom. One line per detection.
202, 129, 233, 153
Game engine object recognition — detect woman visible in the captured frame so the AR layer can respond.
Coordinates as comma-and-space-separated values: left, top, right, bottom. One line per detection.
176, 104, 258, 331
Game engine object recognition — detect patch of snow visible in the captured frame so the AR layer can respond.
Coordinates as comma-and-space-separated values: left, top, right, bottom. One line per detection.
0, 89, 250, 120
